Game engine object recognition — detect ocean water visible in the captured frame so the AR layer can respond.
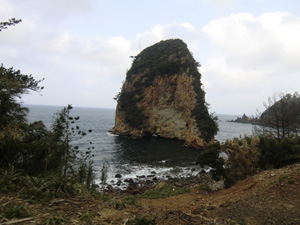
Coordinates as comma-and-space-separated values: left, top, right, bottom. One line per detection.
26, 105, 254, 187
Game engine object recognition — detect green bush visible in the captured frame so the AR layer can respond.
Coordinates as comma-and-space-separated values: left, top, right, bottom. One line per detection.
0, 166, 23, 192
196, 142, 225, 180
222, 136, 260, 184
197, 135, 300, 187
19, 175, 55, 201
258, 136, 300, 169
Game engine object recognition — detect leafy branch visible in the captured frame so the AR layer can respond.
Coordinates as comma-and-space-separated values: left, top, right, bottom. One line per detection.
0, 18, 22, 31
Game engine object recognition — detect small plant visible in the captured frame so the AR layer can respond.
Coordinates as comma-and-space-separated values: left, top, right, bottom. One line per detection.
139, 183, 190, 199
287, 179, 295, 184
238, 219, 247, 225
195, 183, 212, 193
278, 175, 289, 182
127, 215, 156, 225
76, 160, 95, 189
122, 196, 139, 205
80, 212, 94, 224
100, 159, 109, 185
4, 203, 31, 219
86, 160, 95, 189
92, 192, 111, 202
109, 199, 126, 210
45, 213, 66, 225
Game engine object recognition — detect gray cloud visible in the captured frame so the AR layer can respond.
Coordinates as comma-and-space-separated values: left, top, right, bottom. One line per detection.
1, 0, 300, 115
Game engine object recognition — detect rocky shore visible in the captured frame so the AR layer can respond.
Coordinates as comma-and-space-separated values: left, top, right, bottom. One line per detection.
102, 170, 225, 195
2, 164, 299, 224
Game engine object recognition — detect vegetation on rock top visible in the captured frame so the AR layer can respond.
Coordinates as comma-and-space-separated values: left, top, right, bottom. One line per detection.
126, 39, 200, 80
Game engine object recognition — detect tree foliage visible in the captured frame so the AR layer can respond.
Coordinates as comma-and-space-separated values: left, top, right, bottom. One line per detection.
0, 18, 22, 31
0, 66, 94, 182
0, 65, 44, 127
197, 92, 300, 187
258, 135, 300, 169
196, 137, 260, 187
196, 142, 226, 182
0, 18, 96, 194
197, 134, 300, 187
0, 55, 93, 183
51, 104, 94, 179
258, 92, 300, 139
0, 65, 44, 169
222, 136, 260, 184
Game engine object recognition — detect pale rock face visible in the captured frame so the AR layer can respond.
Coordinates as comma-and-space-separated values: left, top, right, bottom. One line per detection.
110, 39, 216, 148
111, 72, 206, 148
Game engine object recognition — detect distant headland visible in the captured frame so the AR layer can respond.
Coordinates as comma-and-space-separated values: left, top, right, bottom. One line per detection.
227, 113, 259, 124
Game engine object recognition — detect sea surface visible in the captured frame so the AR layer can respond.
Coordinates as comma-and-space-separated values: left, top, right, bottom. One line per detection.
26, 105, 254, 187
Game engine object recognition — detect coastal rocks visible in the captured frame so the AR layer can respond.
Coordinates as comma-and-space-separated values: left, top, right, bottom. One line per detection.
124, 178, 134, 183
115, 174, 122, 178
111, 39, 218, 148
116, 180, 122, 186
103, 170, 224, 194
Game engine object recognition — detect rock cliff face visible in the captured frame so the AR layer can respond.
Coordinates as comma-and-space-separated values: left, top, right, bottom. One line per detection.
111, 39, 218, 148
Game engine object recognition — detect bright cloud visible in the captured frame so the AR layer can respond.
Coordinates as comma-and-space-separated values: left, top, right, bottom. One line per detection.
135, 22, 202, 56
0, 0, 14, 18
0, 16, 201, 108
202, 12, 300, 114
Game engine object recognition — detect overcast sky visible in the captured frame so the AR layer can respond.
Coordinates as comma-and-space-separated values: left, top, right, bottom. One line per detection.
1, 0, 300, 115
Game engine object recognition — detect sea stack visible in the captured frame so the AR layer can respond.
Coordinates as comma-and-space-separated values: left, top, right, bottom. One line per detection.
111, 39, 218, 148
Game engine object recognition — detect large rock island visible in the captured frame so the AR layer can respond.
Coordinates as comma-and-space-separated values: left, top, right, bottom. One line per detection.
111, 39, 218, 148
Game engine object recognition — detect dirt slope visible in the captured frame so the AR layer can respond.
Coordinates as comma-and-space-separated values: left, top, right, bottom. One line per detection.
143, 163, 300, 224
1, 163, 300, 224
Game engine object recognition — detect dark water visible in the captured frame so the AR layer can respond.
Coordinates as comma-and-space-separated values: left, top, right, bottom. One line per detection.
25, 105, 254, 186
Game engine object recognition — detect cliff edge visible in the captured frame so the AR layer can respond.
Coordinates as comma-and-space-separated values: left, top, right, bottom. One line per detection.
111, 39, 218, 148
